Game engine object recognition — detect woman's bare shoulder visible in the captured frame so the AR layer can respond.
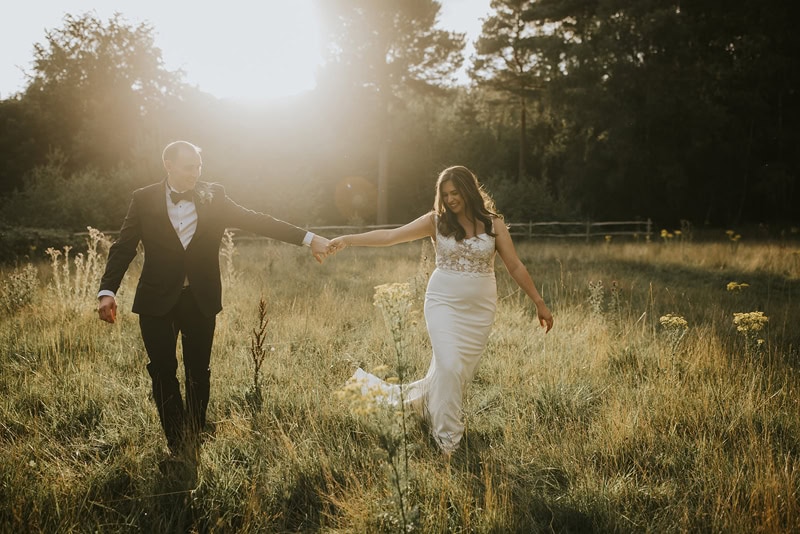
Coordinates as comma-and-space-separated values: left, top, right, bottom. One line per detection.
490, 215, 507, 233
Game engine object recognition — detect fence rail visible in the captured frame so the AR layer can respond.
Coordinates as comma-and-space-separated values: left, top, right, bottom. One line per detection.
80, 220, 653, 242
506, 219, 653, 241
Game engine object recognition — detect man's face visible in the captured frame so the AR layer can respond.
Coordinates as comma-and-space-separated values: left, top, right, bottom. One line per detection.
165, 148, 202, 192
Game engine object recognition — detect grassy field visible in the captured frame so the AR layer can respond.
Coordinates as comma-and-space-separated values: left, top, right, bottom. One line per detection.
1, 233, 799, 532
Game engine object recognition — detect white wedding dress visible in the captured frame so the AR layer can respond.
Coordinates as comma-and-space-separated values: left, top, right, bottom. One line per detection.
351, 221, 497, 452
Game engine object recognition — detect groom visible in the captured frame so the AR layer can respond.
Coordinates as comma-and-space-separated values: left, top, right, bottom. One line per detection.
97, 140, 329, 457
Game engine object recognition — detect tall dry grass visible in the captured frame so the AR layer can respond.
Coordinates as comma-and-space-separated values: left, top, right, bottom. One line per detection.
0, 235, 798, 532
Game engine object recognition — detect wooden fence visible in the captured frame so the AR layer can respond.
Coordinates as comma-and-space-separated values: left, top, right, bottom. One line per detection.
299, 220, 653, 242
82, 220, 653, 242
506, 219, 653, 241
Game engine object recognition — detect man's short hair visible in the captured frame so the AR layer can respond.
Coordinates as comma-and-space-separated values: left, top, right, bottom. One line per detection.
162, 140, 202, 163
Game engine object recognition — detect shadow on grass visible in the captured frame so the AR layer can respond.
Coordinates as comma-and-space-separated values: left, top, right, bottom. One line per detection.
446, 429, 600, 533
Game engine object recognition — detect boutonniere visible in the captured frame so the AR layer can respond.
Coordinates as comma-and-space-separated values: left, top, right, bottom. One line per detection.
195, 185, 214, 205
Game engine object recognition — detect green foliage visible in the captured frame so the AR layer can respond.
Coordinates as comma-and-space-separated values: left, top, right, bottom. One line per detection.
316, 0, 465, 93
471, 0, 544, 181
487, 173, 572, 222
0, 151, 137, 231
316, 0, 467, 222
0, 225, 75, 263
24, 12, 184, 170
0, 97, 41, 196
0, 2, 798, 230
519, 0, 800, 223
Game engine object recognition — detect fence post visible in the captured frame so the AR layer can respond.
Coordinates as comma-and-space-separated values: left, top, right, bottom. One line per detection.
646, 218, 652, 239
586, 221, 591, 243
528, 221, 532, 239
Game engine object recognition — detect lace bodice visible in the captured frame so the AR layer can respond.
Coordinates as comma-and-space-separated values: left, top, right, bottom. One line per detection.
434, 225, 496, 276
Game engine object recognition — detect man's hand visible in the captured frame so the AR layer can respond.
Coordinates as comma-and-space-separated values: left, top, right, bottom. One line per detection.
310, 235, 331, 263
98, 295, 117, 323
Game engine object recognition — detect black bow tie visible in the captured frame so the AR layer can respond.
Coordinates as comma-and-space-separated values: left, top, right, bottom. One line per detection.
170, 189, 194, 204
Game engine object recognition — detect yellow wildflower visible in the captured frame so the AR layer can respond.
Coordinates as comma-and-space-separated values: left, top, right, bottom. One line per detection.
733, 311, 768, 334
660, 314, 688, 330
726, 282, 750, 292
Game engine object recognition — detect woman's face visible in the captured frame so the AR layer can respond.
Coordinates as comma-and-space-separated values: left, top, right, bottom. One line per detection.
440, 180, 464, 215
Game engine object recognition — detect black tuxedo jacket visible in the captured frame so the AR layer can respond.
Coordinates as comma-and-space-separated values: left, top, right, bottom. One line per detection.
99, 180, 306, 317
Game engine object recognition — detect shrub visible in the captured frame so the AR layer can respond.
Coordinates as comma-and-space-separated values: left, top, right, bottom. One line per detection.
0, 225, 76, 263
0, 151, 138, 231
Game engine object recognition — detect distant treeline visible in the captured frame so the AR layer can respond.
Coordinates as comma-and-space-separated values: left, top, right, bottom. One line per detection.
0, 1, 797, 235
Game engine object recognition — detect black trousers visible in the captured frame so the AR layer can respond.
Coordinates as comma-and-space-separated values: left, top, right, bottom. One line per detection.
139, 287, 216, 452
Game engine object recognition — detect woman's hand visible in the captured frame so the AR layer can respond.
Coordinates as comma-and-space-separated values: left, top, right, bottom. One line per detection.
328, 236, 348, 255
537, 302, 554, 333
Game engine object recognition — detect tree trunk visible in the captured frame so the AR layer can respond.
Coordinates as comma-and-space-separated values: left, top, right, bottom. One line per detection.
518, 94, 527, 181
376, 89, 391, 224
377, 138, 390, 224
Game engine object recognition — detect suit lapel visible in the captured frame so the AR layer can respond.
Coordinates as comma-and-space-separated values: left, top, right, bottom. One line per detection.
157, 178, 186, 251
188, 182, 212, 250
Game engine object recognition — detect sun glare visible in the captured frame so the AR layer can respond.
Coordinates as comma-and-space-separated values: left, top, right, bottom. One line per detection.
159, 1, 322, 101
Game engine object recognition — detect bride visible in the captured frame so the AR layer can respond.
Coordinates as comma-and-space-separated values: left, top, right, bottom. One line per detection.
329, 166, 553, 454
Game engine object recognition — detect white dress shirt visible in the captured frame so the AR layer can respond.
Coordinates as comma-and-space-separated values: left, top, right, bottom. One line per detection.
167, 185, 199, 249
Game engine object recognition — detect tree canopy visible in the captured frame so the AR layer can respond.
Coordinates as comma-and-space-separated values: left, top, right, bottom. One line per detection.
0, 3, 798, 236
22, 13, 184, 170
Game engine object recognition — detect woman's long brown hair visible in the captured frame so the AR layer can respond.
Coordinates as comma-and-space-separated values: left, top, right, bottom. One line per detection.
434, 166, 500, 241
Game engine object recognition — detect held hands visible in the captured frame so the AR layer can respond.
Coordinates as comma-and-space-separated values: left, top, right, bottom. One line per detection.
310, 235, 333, 263
327, 236, 348, 255
310, 235, 350, 262
98, 295, 117, 324
309, 236, 347, 263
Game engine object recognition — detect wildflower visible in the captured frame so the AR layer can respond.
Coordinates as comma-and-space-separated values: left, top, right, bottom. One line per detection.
659, 314, 688, 330
588, 280, 604, 314
733, 311, 768, 334
374, 282, 413, 310
335, 376, 381, 416
725, 230, 742, 242
374, 283, 413, 326
373, 282, 413, 353
660, 313, 688, 353
726, 282, 750, 292
733, 311, 769, 356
